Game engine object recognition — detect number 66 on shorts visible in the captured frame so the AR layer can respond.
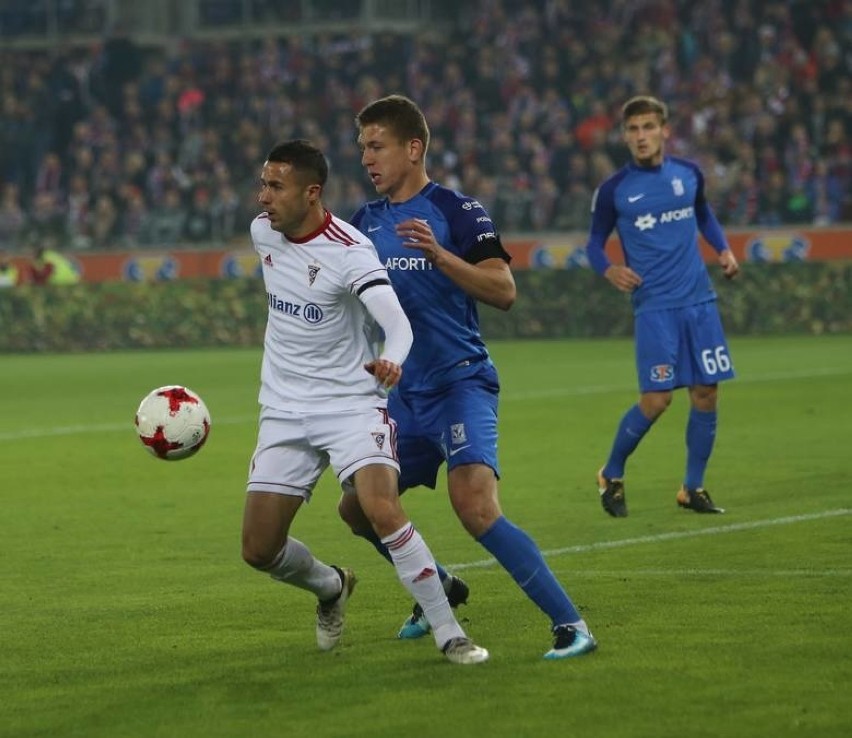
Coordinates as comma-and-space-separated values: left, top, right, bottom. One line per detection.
635, 303, 735, 392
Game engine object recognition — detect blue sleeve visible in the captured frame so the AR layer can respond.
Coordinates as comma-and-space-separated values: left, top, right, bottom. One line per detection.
694, 167, 729, 254
350, 204, 367, 230
586, 180, 618, 275
428, 187, 500, 260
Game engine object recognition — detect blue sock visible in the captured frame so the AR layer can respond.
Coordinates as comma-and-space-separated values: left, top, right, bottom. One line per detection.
477, 516, 580, 627
685, 407, 717, 489
603, 404, 654, 479
355, 526, 448, 581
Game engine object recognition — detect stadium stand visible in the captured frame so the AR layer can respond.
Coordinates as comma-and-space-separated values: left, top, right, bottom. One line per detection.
0, 0, 849, 252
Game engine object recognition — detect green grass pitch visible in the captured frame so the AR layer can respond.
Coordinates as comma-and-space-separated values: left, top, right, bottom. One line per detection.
1, 336, 850, 738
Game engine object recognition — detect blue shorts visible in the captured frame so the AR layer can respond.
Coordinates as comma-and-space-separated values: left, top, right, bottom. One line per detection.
634, 302, 735, 392
389, 361, 500, 491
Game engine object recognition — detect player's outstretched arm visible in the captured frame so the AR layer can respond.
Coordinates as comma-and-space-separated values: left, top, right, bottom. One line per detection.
395, 218, 516, 310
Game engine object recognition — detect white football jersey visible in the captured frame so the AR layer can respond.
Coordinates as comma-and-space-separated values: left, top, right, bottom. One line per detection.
251, 210, 391, 413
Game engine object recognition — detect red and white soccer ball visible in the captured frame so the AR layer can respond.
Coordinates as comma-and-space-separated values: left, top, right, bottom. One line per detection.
135, 385, 211, 460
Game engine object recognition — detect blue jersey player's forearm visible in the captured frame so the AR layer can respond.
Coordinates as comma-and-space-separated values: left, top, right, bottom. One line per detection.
585, 180, 620, 276
694, 172, 729, 254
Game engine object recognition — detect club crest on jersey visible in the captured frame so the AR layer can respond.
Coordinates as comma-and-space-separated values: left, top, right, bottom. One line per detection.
371, 432, 386, 450
308, 264, 320, 285
671, 177, 684, 196
264, 254, 273, 267
451, 423, 467, 444
650, 364, 674, 382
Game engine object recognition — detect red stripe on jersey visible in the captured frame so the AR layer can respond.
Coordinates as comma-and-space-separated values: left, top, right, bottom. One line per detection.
287, 210, 333, 244
324, 219, 358, 246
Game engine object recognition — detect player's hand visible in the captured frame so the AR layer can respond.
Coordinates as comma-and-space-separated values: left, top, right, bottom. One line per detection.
364, 359, 403, 389
396, 218, 443, 264
719, 250, 740, 280
604, 265, 642, 292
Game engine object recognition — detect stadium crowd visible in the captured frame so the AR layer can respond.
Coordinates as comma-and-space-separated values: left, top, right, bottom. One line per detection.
0, 0, 849, 254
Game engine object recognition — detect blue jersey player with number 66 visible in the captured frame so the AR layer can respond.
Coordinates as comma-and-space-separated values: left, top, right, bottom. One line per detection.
586, 95, 740, 517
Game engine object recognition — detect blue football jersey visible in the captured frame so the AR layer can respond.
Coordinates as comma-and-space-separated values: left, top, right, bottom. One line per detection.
586, 156, 729, 314
351, 182, 501, 393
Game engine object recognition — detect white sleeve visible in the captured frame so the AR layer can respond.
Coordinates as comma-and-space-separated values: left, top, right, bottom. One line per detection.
359, 284, 413, 366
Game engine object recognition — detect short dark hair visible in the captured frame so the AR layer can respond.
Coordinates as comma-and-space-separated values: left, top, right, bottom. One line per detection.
265, 139, 328, 186
356, 94, 430, 151
621, 95, 668, 124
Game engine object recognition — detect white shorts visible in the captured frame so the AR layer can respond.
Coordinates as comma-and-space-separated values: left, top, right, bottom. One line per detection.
246, 405, 399, 500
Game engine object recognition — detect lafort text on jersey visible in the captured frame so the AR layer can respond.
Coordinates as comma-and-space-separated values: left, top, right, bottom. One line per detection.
658, 206, 694, 222
267, 292, 324, 324
633, 206, 695, 231
384, 257, 434, 271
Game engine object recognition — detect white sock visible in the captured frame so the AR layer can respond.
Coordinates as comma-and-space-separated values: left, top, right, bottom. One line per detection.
265, 537, 341, 601
381, 523, 465, 648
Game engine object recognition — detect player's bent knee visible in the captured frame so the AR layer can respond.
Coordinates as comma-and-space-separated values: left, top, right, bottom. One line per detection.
450, 496, 500, 538
242, 550, 270, 570
241, 541, 280, 570
640, 391, 673, 418
689, 384, 718, 409
337, 496, 367, 533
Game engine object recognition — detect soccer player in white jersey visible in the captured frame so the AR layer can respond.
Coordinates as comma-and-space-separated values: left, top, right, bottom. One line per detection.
241, 139, 487, 665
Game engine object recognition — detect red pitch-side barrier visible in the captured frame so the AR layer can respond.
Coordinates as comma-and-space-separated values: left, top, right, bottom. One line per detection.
7, 227, 851, 283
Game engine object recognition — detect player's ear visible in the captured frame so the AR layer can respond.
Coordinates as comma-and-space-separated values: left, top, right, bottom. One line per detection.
306, 182, 322, 205
408, 138, 424, 164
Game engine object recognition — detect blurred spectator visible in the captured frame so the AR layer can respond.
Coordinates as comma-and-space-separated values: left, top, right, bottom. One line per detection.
119, 184, 149, 247
89, 194, 120, 249
184, 187, 214, 242
28, 243, 80, 285
575, 100, 612, 153
66, 174, 92, 248
808, 159, 844, 225
34, 152, 64, 199
758, 170, 789, 226
0, 251, 18, 287
0, 183, 26, 248
210, 183, 240, 242
554, 180, 594, 232
723, 170, 760, 227
0, 0, 849, 248
143, 187, 186, 245
24, 191, 67, 245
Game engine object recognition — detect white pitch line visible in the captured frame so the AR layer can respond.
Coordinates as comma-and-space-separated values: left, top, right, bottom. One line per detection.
2, 366, 849, 442
0, 415, 258, 442
502, 366, 852, 401
448, 509, 851, 571
556, 569, 852, 578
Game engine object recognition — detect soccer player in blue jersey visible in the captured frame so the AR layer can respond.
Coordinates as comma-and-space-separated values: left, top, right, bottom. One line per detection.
336, 94, 596, 660
586, 95, 740, 518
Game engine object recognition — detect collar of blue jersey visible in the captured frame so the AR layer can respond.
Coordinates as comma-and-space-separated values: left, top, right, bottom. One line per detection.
628, 158, 666, 173
383, 181, 437, 207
